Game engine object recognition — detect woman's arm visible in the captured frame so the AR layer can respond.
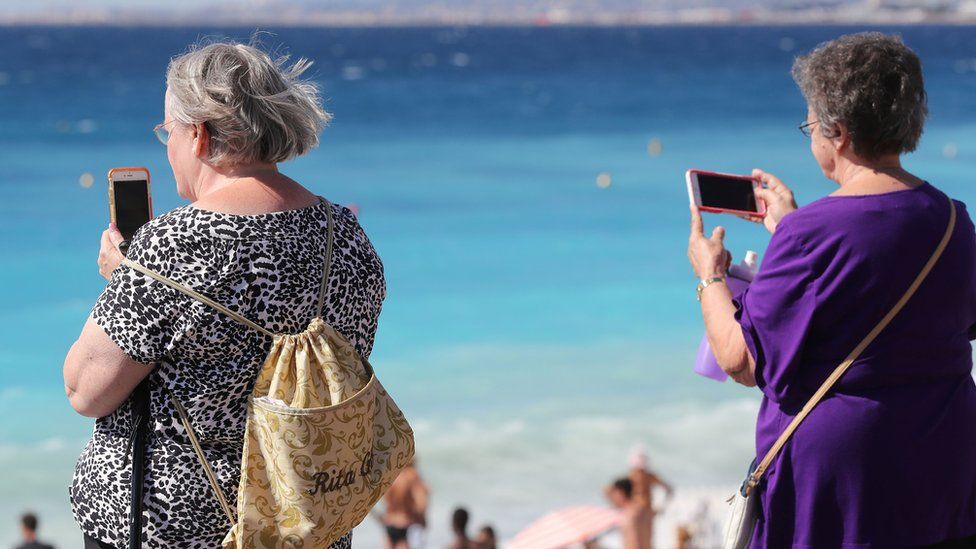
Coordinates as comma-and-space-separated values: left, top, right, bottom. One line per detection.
65, 225, 153, 418
687, 205, 757, 387
64, 317, 154, 418
688, 170, 800, 387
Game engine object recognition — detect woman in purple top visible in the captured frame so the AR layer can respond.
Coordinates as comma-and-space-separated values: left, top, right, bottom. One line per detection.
688, 33, 976, 548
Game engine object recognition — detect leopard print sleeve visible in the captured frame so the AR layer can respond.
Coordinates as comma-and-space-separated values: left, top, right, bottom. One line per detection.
90, 211, 203, 365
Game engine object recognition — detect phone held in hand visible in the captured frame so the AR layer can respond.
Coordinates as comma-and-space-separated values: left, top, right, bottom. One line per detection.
686, 169, 766, 218
107, 167, 153, 254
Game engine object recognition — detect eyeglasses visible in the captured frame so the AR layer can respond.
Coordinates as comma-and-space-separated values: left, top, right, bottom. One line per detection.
798, 120, 819, 137
153, 120, 177, 145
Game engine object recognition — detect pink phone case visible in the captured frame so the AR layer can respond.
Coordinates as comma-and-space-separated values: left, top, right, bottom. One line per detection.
686, 169, 766, 217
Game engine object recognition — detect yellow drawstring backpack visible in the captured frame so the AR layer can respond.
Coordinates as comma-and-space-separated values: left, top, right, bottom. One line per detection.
122, 198, 415, 548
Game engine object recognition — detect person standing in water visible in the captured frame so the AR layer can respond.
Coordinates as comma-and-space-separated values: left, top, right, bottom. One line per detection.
446, 507, 474, 549
474, 525, 497, 549
605, 449, 674, 549
382, 460, 430, 548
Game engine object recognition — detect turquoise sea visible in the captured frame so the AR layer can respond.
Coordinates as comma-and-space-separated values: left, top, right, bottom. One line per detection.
2, 25, 976, 547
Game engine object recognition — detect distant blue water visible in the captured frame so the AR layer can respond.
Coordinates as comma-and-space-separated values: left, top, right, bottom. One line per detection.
2, 25, 976, 547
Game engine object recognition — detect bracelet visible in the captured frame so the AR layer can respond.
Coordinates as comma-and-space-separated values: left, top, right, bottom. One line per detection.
696, 277, 726, 302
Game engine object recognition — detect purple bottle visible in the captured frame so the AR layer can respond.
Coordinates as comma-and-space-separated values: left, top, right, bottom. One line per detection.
694, 251, 759, 382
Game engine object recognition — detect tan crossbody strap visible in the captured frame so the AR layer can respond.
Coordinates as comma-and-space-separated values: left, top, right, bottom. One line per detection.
119, 197, 336, 338
315, 197, 336, 319
746, 196, 956, 495
121, 259, 276, 337
167, 388, 236, 527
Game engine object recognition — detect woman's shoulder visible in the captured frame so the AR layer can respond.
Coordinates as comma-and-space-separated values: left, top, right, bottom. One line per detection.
784, 183, 962, 236
131, 204, 231, 254
121, 205, 258, 289
126, 199, 382, 273
132, 205, 196, 241
127, 206, 207, 261
773, 183, 971, 270
328, 203, 385, 275
130, 199, 324, 242
157, 198, 363, 240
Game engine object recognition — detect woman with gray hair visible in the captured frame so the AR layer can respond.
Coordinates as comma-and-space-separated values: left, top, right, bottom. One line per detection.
63, 41, 384, 547
688, 33, 976, 547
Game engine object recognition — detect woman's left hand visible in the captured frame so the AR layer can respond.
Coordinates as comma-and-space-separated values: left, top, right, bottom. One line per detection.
98, 224, 126, 281
688, 205, 731, 279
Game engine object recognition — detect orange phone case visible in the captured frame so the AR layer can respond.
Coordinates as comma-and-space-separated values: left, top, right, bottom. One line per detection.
107, 166, 153, 229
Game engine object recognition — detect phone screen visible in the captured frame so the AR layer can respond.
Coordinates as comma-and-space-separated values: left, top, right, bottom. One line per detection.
113, 179, 151, 241
697, 174, 759, 213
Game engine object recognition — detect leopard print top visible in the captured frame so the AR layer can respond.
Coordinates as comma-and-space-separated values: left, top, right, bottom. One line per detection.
70, 199, 385, 548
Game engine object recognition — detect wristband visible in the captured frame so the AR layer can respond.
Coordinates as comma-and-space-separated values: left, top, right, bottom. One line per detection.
696, 277, 726, 301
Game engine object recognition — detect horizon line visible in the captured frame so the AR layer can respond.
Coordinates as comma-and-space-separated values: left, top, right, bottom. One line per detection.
6, 19, 976, 28
5, 6, 976, 28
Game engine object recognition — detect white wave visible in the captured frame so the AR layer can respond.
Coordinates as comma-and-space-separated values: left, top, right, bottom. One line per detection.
1, 393, 758, 549
354, 398, 760, 549
0, 437, 74, 461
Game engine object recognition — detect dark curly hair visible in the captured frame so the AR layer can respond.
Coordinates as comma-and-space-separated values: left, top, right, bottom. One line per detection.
792, 32, 927, 159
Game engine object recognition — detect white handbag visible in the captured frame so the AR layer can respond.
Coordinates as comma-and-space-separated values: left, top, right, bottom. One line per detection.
723, 460, 759, 549
722, 197, 956, 549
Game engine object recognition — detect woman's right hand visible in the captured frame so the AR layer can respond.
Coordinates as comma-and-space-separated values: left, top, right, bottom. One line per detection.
750, 168, 798, 234
98, 224, 126, 281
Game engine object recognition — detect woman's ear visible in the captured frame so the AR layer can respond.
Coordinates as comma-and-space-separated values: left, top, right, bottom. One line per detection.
832, 123, 851, 154
191, 123, 210, 159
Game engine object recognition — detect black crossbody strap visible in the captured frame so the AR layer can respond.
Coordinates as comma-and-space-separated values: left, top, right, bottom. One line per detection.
128, 379, 150, 549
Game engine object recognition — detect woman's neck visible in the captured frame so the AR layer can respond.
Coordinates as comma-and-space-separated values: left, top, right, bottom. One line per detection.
192, 163, 281, 200
188, 162, 320, 215
831, 155, 923, 196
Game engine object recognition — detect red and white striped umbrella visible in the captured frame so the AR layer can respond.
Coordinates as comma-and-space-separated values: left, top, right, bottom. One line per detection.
508, 506, 622, 549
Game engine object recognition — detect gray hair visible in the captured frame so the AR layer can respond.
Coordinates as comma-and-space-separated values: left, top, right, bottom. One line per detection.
166, 41, 331, 166
792, 32, 927, 159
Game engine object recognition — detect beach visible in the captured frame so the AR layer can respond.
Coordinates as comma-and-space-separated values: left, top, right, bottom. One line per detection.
2, 24, 976, 548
